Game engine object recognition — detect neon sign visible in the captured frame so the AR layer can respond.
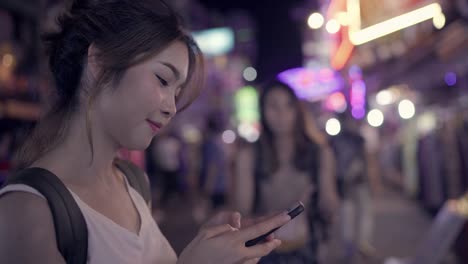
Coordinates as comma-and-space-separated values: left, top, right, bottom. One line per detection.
327, 0, 444, 69
277, 67, 344, 101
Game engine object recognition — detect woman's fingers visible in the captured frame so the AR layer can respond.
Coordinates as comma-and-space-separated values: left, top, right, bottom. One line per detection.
241, 212, 279, 228
231, 212, 242, 229
238, 212, 290, 241
198, 224, 237, 240
244, 239, 282, 259
203, 211, 242, 229
243, 257, 261, 264
264, 233, 275, 242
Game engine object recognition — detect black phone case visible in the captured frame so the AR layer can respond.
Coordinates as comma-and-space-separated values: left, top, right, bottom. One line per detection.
245, 202, 305, 247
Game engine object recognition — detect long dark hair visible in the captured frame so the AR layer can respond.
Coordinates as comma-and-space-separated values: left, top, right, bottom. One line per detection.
257, 79, 319, 178
14, 0, 204, 169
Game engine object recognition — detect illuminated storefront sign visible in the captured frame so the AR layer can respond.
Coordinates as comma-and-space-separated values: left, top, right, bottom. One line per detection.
327, 0, 444, 69
347, 1, 444, 45
192, 27, 234, 56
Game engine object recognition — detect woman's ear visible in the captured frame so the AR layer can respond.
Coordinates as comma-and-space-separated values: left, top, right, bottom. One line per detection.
86, 43, 101, 81
80, 43, 102, 98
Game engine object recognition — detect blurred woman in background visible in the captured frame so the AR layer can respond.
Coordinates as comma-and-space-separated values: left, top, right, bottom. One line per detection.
235, 80, 339, 264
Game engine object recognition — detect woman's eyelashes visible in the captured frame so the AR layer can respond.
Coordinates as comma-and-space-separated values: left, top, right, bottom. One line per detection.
154, 73, 181, 98
155, 74, 169, 87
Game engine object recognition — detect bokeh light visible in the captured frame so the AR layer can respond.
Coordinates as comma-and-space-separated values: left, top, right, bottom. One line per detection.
326, 118, 341, 136
326, 92, 347, 113
326, 19, 341, 34
308, 12, 324, 29
367, 109, 384, 127
376, 90, 395, 105
222, 130, 236, 144
445, 72, 457, 86
243, 66, 257, 82
398, 99, 416, 119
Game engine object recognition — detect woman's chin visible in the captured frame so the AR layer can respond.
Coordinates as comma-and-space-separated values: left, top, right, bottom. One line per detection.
122, 136, 153, 151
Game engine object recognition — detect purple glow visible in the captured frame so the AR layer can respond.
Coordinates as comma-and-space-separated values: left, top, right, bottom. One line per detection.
352, 107, 365, 119
320, 68, 334, 80
445, 72, 457, 86
348, 65, 362, 80
351, 80, 366, 105
277, 67, 344, 101
350, 79, 366, 119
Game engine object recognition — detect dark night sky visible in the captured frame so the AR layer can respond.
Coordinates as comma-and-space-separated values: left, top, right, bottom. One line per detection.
198, 0, 312, 82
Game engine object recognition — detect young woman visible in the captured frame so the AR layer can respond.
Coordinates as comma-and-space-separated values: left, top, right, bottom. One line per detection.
234, 80, 339, 263
0, 1, 291, 263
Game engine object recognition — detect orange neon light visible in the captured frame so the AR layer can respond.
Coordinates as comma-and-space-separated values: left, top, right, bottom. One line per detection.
328, 0, 354, 70
331, 30, 354, 69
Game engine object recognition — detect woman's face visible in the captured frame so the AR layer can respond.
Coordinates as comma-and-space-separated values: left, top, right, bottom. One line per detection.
263, 87, 297, 136
93, 41, 189, 150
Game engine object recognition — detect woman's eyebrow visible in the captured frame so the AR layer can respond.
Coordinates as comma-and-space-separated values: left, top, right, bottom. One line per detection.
158, 61, 181, 81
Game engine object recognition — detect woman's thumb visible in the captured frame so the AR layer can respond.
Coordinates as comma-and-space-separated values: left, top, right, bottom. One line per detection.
231, 211, 241, 229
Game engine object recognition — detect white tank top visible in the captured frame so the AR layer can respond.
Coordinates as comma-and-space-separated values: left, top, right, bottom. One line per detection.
0, 179, 177, 264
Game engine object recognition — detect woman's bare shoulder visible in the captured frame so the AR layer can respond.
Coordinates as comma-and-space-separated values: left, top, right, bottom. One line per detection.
0, 191, 65, 263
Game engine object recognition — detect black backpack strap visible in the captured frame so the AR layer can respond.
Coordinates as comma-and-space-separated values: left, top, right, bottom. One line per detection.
114, 159, 152, 206
5, 168, 88, 264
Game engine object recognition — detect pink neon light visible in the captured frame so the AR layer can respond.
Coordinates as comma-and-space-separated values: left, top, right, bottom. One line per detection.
326, 92, 347, 112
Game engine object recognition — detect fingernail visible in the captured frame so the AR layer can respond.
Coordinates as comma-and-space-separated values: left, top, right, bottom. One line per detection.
282, 212, 291, 221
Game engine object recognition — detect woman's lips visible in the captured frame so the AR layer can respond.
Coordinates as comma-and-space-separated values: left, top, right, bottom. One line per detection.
146, 119, 162, 133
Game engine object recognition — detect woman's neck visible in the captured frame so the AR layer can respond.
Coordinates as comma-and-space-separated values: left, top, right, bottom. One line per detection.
32, 111, 120, 187
273, 134, 295, 166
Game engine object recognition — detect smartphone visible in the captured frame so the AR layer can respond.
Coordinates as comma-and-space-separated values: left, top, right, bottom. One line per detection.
245, 201, 305, 247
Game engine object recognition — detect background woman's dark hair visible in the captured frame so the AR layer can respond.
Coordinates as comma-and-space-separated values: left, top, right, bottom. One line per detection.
257, 79, 319, 177
14, 0, 205, 169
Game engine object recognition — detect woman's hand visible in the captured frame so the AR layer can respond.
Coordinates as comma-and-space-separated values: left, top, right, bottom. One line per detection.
202, 211, 242, 229
177, 211, 291, 264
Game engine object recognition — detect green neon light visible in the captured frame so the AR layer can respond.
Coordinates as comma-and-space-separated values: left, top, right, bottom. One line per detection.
234, 86, 259, 123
